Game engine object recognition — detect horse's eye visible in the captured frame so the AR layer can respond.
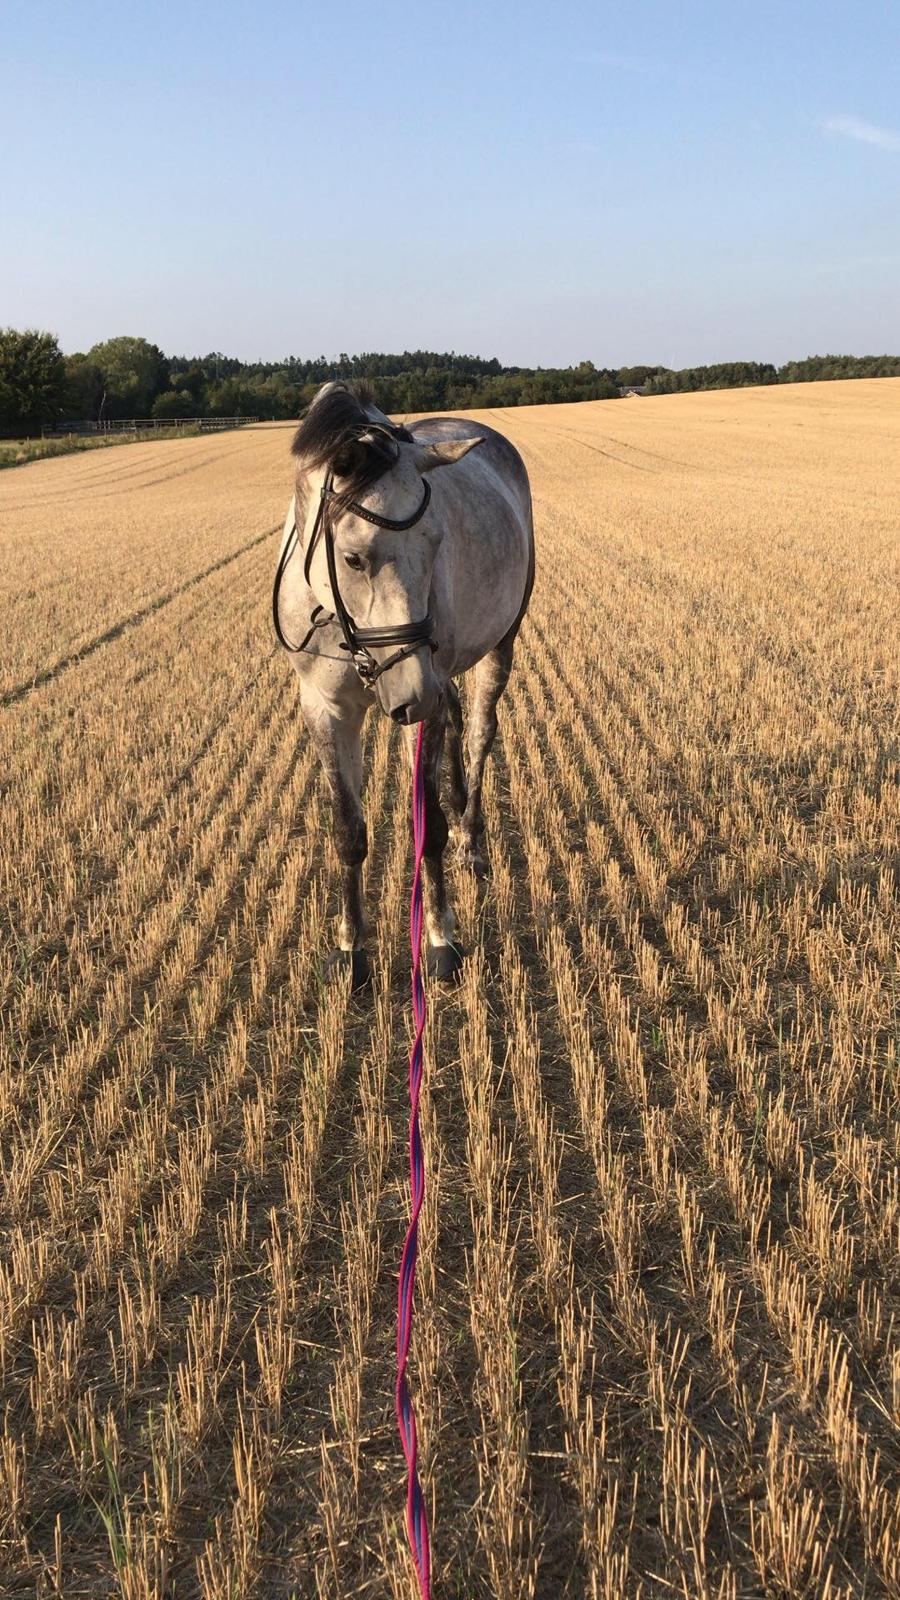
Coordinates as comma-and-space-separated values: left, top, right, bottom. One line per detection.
344, 553, 364, 572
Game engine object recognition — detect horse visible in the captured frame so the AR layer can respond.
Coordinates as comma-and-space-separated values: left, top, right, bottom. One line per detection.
272, 381, 534, 989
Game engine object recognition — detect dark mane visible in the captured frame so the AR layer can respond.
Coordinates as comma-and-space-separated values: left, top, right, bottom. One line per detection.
291, 382, 412, 512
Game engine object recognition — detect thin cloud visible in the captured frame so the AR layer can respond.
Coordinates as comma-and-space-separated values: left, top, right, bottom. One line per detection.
822, 115, 900, 151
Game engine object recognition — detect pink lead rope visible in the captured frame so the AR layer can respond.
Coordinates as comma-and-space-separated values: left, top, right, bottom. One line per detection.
395, 720, 432, 1597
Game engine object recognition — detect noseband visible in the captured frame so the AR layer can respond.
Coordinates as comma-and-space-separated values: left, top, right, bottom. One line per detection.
272, 447, 435, 686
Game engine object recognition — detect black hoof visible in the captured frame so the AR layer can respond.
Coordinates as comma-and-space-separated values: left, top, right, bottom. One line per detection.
325, 948, 371, 993
425, 941, 466, 983
459, 847, 489, 881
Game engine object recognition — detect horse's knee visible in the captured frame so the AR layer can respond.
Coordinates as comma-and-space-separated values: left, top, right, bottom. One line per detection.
447, 771, 468, 819
334, 806, 367, 867
423, 789, 449, 857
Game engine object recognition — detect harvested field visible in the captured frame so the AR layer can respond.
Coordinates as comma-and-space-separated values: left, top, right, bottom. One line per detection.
0, 378, 899, 1598
0, 427, 203, 475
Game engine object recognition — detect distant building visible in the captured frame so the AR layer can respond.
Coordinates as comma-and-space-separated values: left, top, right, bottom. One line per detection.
618, 384, 649, 397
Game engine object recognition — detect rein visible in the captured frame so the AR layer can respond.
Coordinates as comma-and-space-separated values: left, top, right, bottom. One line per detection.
397, 719, 432, 1597
272, 450, 435, 686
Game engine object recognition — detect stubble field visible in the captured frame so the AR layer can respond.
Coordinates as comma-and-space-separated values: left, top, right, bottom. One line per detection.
0, 380, 898, 1599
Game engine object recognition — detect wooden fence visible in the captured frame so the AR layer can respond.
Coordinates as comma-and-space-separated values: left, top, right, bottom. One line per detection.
43, 416, 259, 437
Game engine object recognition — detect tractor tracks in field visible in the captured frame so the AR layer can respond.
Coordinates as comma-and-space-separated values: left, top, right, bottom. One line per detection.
498, 406, 703, 475
1, 522, 280, 709
0, 437, 255, 512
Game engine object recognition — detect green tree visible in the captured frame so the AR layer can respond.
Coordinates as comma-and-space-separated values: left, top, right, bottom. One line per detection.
151, 389, 196, 419
86, 336, 169, 418
777, 353, 900, 383
206, 377, 261, 417
0, 328, 65, 434
63, 353, 106, 420
175, 365, 207, 403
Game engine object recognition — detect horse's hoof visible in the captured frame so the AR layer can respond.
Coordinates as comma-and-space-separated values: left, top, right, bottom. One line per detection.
425, 941, 466, 983
457, 845, 489, 880
326, 948, 371, 993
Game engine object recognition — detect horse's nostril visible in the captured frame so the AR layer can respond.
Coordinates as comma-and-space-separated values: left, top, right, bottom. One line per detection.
390, 702, 414, 724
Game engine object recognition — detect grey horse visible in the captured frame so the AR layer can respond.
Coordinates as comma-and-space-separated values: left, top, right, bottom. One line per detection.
273, 382, 534, 987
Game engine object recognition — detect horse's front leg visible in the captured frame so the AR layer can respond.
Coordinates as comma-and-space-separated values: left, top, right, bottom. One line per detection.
406, 706, 464, 983
299, 685, 371, 991
457, 634, 516, 876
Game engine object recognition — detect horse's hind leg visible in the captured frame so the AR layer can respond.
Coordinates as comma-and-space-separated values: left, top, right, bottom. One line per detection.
407, 708, 464, 982
457, 632, 516, 875
298, 686, 371, 991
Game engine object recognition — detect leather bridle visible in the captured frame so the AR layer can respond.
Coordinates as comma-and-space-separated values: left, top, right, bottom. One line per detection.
272, 438, 436, 687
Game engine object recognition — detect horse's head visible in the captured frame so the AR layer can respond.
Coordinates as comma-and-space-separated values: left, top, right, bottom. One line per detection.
293, 384, 482, 723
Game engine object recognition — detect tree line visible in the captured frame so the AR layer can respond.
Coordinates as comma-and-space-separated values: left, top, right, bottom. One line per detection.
2, 328, 899, 436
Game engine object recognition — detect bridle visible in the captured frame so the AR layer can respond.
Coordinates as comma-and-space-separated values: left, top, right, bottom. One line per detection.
272, 429, 435, 687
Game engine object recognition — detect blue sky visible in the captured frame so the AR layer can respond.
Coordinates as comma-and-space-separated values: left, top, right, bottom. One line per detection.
2, 1, 898, 367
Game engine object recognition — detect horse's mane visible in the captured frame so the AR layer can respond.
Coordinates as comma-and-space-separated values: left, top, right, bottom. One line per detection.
291, 382, 411, 511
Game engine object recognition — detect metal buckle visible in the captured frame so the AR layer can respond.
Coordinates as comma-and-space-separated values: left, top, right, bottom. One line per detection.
352, 651, 376, 683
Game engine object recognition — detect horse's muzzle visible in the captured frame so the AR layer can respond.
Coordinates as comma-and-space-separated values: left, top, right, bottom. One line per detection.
376, 649, 440, 725
389, 701, 423, 726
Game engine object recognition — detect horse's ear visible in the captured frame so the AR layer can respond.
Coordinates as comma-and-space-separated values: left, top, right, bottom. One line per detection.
410, 437, 484, 473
